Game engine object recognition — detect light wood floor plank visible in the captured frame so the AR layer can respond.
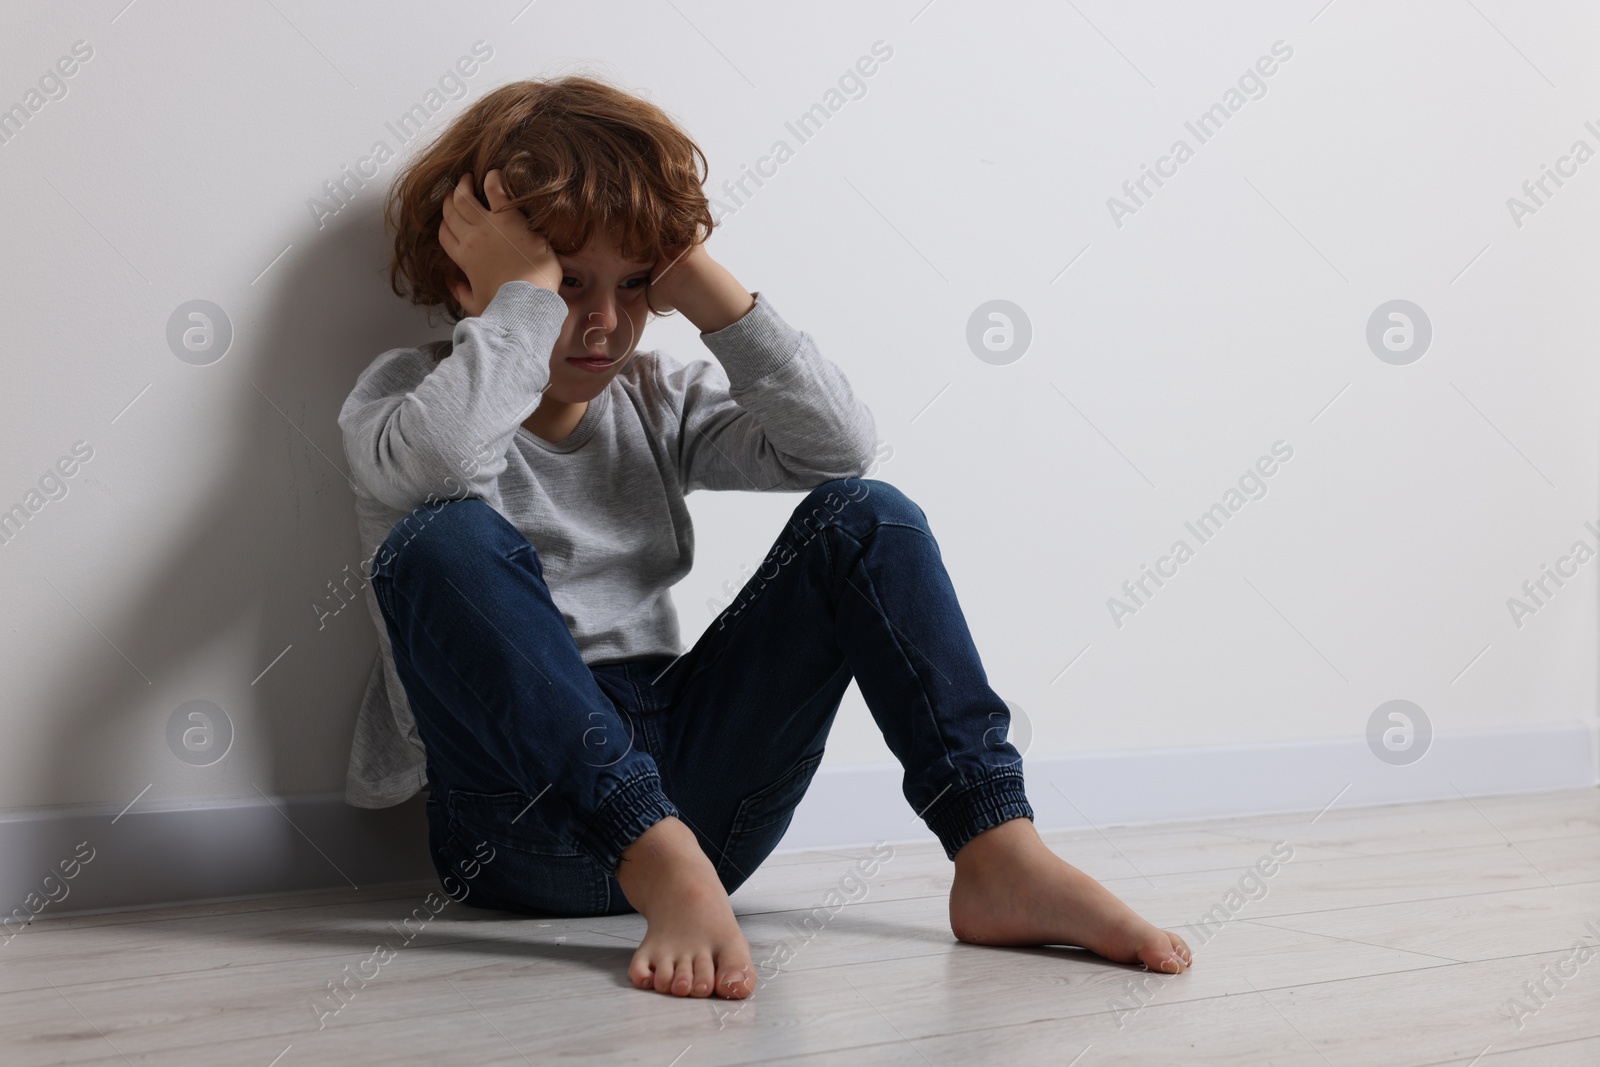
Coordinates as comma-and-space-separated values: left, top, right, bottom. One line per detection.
3, 789, 1594, 1065
1244, 880, 1600, 963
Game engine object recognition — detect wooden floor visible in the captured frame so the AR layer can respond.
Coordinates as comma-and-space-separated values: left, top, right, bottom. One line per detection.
5, 788, 1598, 1065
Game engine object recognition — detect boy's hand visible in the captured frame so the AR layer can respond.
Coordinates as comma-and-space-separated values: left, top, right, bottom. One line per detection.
647, 241, 756, 335
440, 169, 561, 317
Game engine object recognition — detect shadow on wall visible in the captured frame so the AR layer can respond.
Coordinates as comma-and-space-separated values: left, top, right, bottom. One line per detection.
31, 201, 438, 911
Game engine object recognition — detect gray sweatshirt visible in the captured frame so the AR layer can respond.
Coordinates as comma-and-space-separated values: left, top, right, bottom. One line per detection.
338, 281, 878, 807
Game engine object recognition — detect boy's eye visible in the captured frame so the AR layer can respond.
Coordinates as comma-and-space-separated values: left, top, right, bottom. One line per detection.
560, 276, 648, 290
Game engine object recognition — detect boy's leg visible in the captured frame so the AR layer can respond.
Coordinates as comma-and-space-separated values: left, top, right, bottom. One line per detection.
370, 497, 679, 916
645, 477, 1191, 975
644, 476, 1033, 891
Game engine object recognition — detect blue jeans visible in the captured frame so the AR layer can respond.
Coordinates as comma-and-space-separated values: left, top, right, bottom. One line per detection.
369, 477, 1033, 917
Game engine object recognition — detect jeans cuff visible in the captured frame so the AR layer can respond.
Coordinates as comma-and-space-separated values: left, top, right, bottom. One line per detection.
579, 771, 680, 874
924, 770, 1035, 861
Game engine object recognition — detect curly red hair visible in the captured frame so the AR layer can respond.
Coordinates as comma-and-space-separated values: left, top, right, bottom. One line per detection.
385, 73, 715, 326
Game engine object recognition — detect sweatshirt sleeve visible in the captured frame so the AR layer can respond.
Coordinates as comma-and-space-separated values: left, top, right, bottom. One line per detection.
661, 290, 878, 494
339, 281, 569, 512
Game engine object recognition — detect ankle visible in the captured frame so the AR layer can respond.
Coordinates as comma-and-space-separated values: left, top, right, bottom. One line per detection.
953, 817, 1042, 871
615, 817, 708, 898
619, 815, 697, 863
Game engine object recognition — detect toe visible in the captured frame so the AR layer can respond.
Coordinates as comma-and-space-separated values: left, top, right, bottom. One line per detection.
690, 952, 715, 997
653, 957, 678, 994
671, 956, 695, 996
717, 961, 754, 1000
628, 950, 656, 991
1142, 933, 1187, 975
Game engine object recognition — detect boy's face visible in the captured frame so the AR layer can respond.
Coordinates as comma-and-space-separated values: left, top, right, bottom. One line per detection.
539, 229, 656, 403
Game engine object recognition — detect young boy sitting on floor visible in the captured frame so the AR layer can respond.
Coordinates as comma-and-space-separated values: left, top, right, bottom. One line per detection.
338, 73, 1192, 1000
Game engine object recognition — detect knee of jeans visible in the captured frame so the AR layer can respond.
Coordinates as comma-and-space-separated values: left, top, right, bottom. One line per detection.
798, 477, 928, 533
376, 497, 514, 581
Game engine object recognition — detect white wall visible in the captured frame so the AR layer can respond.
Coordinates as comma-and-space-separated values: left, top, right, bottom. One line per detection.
1, 1, 1595, 906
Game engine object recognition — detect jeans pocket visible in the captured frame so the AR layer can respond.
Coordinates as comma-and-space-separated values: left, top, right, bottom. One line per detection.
718, 751, 825, 887
439, 789, 610, 916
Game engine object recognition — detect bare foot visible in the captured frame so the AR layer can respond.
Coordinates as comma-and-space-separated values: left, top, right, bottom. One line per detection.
948, 817, 1192, 975
614, 815, 756, 999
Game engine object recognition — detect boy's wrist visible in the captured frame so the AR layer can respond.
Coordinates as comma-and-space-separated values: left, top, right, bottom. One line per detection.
503, 271, 558, 296
676, 256, 756, 335
478, 279, 567, 340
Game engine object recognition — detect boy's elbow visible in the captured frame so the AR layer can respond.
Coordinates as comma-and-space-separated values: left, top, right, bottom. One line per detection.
851, 415, 878, 477
346, 436, 472, 512
368, 472, 477, 514
802, 423, 876, 483
807, 443, 877, 484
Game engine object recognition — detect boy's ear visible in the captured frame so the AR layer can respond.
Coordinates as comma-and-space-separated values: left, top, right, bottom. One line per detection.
446, 271, 473, 315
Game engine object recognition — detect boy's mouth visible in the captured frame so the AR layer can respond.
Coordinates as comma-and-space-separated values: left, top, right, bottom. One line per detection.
568, 354, 615, 373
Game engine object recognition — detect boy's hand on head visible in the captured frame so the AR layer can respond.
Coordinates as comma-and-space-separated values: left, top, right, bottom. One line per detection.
644, 240, 708, 318
440, 169, 561, 317
647, 240, 755, 334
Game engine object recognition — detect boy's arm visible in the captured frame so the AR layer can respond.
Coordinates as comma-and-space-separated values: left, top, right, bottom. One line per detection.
339, 281, 568, 511
663, 290, 878, 493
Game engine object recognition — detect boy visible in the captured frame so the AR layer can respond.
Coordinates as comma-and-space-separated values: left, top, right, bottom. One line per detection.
339, 75, 1191, 1000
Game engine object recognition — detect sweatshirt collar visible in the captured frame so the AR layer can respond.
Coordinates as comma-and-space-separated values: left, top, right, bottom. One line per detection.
518, 383, 612, 454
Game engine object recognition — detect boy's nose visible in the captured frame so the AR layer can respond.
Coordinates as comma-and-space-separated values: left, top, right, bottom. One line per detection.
583, 309, 612, 336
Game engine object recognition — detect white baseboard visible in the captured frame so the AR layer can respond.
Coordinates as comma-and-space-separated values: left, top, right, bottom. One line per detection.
4, 723, 1594, 919
0, 794, 435, 924
776, 720, 1600, 852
